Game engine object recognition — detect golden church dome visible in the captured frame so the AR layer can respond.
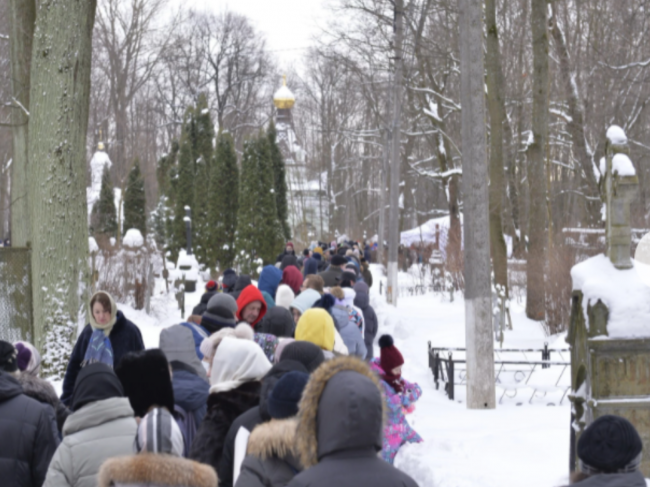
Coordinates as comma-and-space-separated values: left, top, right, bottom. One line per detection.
273, 76, 295, 110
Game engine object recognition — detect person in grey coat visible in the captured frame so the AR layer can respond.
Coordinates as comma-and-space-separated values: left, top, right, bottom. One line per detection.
43, 363, 137, 487
286, 356, 419, 487
317, 255, 348, 287
0, 341, 59, 487
353, 282, 378, 359
235, 371, 309, 487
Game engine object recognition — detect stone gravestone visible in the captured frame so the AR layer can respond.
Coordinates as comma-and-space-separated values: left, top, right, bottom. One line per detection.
567, 125, 650, 475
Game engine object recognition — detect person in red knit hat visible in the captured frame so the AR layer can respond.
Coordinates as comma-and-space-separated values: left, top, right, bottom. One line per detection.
369, 334, 423, 463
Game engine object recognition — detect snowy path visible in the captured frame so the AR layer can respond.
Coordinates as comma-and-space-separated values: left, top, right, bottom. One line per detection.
371, 266, 570, 487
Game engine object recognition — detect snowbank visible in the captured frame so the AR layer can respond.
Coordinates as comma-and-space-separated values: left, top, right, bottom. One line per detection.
123, 228, 144, 248
571, 254, 650, 338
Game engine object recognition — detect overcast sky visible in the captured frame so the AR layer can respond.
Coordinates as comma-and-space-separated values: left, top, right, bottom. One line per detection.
179, 0, 330, 71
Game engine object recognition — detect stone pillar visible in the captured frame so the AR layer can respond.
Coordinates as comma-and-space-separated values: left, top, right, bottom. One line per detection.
602, 127, 638, 269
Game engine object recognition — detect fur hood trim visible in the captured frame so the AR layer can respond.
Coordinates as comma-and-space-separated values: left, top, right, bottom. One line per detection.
295, 356, 385, 468
17, 373, 59, 408
247, 418, 298, 461
98, 453, 217, 487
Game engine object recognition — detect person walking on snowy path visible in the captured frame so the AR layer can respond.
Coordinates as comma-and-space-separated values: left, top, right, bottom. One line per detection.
286, 356, 419, 487
0, 341, 59, 487
353, 282, 378, 359
190, 338, 271, 473
235, 371, 310, 487
568, 415, 645, 487
318, 255, 347, 287
60, 291, 144, 406
370, 335, 423, 464
43, 363, 137, 487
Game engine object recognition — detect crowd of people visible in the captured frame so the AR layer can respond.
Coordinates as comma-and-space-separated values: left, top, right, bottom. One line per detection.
0, 240, 645, 487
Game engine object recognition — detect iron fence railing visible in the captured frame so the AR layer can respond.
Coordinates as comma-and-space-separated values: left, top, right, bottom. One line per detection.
428, 343, 571, 404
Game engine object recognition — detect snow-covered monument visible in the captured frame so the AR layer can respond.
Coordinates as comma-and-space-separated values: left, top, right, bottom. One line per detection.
567, 126, 650, 475
273, 77, 328, 241
87, 137, 123, 230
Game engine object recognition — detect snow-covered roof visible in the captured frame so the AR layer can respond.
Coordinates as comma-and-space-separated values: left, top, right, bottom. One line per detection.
571, 254, 650, 339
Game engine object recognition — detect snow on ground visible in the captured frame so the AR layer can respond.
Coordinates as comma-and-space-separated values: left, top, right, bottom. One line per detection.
370, 264, 570, 487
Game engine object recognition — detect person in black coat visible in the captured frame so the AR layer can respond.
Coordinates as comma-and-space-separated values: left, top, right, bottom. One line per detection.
218, 360, 309, 487
231, 275, 253, 300
191, 280, 220, 316
318, 255, 347, 288
0, 341, 59, 487
257, 307, 295, 338
353, 282, 378, 359
287, 356, 418, 487
222, 268, 238, 295
61, 291, 144, 406
276, 242, 296, 263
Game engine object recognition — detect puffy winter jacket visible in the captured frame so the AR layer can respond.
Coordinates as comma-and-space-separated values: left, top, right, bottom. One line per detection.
61, 311, 145, 406
18, 372, 70, 434
286, 357, 418, 487
43, 397, 137, 487
98, 453, 217, 487
0, 372, 59, 487
353, 282, 378, 359
330, 306, 367, 358
170, 361, 209, 427
258, 266, 283, 300
567, 471, 646, 487
235, 419, 301, 487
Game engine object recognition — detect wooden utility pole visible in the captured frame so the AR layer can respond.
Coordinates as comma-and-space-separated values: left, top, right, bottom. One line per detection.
386, 0, 403, 306
458, 0, 496, 409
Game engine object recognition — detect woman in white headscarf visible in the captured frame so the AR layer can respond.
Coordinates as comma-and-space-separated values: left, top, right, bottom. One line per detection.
190, 337, 271, 473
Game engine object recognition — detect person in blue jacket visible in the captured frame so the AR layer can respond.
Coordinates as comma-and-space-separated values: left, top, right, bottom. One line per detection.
258, 265, 282, 299
60, 291, 144, 406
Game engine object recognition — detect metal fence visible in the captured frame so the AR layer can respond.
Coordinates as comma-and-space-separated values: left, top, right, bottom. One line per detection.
0, 248, 34, 344
428, 343, 571, 404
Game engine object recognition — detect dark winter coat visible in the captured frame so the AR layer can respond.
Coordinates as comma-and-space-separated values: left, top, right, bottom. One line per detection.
235, 419, 301, 487
218, 361, 308, 487
0, 371, 60, 487
258, 307, 295, 338
280, 255, 298, 271
353, 283, 378, 359
192, 291, 218, 316
286, 357, 419, 487
361, 262, 373, 288
190, 382, 262, 474
302, 257, 319, 277
232, 276, 253, 300
276, 250, 296, 264
98, 453, 217, 487
318, 266, 343, 288
223, 269, 238, 294
568, 472, 646, 487
258, 266, 283, 300
170, 361, 209, 427
61, 311, 145, 406
18, 372, 70, 433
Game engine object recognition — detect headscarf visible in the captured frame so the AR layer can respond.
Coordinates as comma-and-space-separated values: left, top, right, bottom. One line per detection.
209, 337, 271, 393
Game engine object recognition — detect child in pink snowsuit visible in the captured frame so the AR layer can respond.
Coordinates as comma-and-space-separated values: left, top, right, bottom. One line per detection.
370, 334, 422, 464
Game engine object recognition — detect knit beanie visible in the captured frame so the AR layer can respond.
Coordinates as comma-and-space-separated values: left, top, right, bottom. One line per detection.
275, 284, 295, 310
0, 340, 17, 373
135, 407, 184, 457
205, 280, 218, 292
201, 293, 238, 333
267, 371, 310, 419
379, 335, 404, 373
14, 342, 33, 373
295, 309, 336, 352
578, 415, 643, 473
279, 340, 325, 372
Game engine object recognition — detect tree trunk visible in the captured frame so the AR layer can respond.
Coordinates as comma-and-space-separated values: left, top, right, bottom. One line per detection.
459, 0, 495, 409
386, 0, 404, 306
550, 8, 600, 225
526, 0, 549, 321
485, 0, 509, 295
9, 0, 36, 247
28, 0, 96, 360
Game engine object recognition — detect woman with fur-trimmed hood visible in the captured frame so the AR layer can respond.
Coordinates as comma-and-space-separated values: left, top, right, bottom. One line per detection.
191, 338, 272, 473
285, 356, 419, 487
235, 371, 309, 487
